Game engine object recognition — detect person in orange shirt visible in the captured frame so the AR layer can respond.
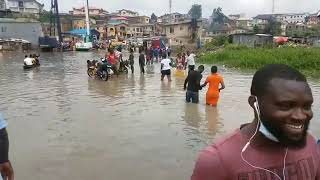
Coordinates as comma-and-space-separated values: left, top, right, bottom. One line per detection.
201, 66, 225, 106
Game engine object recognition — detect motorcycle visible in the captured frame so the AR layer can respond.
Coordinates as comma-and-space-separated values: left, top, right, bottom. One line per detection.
87, 59, 113, 81
118, 59, 129, 74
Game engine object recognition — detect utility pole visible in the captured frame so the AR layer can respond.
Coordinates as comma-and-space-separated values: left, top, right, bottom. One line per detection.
169, 0, 172, 23
272, 0, 275, 14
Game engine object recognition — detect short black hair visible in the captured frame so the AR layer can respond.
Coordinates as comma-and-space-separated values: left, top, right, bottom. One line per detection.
251, 64, 307, 97
189, 65, 195, 71
211, 66, 218, 73
162, 53, 167, 59
198, 65, 204, 70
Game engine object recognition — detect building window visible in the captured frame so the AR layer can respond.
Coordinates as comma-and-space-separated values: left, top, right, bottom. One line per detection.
180, 26, 183, 31
170, 27, 174, 33
18, 1, 24, 8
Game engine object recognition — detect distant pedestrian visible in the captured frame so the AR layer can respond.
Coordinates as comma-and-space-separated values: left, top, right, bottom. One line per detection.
182, 52, 187, 69
184, 65, 205, 103
186, 51, 196, 73
176, 53, 184, 70
160, 54, 172, 81
167, 46, 172, 57
129, 49, 135, 74
139, 49, 146, 74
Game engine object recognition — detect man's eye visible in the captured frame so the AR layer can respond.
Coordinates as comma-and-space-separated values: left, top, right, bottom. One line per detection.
278, 103, 292, 110
303, 104, 312, 110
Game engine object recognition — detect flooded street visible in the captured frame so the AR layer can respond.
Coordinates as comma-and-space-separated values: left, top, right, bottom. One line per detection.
1, 51, 320, 180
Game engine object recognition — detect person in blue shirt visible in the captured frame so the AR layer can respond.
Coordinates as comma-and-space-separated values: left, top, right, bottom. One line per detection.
0, 113, 14, 180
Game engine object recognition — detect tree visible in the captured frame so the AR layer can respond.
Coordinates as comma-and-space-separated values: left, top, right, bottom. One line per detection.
150, 13, 157, 24
253, 25, 260, 34
264, 17, 281, 35
188, 4, 202, 20
211, 7, 228, 25
209, 7, 229, 32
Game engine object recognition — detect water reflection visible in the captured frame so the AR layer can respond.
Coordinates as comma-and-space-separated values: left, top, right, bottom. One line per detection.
206, 106, 220, 136
184, 103, 201, 129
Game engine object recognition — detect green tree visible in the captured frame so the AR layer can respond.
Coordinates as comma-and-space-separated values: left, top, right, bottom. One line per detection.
211, 7, 228, 25
264, 17, 281, 35
253, 25, 260, 34
209, 7, 229, 32
188, 4, 202, 19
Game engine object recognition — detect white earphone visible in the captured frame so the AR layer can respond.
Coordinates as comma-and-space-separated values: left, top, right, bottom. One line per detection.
241, 96, 288, 180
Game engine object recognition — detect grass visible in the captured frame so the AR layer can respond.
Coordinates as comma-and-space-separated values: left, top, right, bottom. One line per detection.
199, 45, 320, 77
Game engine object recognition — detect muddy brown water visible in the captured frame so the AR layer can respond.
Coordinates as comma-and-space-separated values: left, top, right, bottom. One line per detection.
0, 51, 320, 180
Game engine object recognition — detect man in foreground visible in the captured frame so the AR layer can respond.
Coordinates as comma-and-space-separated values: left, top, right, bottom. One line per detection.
192, 64, 320, 180
0, 113, 14, 180
184, 65, 204, 104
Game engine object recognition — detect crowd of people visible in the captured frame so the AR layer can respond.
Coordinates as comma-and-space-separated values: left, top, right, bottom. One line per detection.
23, 54, 40, 67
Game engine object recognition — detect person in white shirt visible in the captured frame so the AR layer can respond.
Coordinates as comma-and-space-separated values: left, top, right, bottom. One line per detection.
23, 55, 34, 66
160, 54, 172, 81
186, 51, 196, 72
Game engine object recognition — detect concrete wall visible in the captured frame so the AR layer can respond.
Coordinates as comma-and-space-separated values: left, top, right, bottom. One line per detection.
0, 22, 42, 47
233, 34, 273, 47
165, 24, 191, 38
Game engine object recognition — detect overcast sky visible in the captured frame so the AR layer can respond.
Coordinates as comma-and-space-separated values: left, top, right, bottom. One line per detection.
38, 0, 320, 18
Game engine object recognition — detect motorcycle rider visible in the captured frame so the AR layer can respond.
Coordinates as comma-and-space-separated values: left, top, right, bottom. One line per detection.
107, 48, 118, 76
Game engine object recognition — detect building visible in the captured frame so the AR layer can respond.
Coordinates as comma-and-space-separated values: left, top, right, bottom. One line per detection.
116, 9, 139, 17
162, 19, 203, 46
252, 14, 273, 29
306, 14, 320, 26
41, 16, 73, 36
0, 18, 43, 47
72, 17, 96, 30
159, 13, 189, 24
109, 16, 128, 24
69, 6, 108, 16
232, 33, 273, 47
4, 0, 44, 14
277, 13, 308, 24
127, 23, 155, 37
208, 24, 248, 37
235, 18, 253, 30
0, 0, 6, 10
106, 22, 128, 39
127, 16, 150, 24
286, 23, 308, 37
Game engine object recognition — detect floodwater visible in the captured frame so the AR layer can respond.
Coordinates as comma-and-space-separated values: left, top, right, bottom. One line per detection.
1, 51, 320, 180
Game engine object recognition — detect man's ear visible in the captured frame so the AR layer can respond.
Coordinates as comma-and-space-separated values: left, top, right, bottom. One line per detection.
248, 95, 259, 119
248, 95, 256, 109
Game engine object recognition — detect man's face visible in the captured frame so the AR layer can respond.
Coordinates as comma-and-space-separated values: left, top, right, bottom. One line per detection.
258, 78, 313, 148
